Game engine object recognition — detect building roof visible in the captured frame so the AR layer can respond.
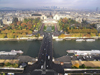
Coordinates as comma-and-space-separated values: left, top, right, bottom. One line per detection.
18, 56, 35, 63
32, 14, 42, 16
55, 56, 71, 62
0, 55, 17, 59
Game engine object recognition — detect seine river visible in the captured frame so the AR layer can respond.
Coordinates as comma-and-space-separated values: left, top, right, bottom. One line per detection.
0, 40, 100, 58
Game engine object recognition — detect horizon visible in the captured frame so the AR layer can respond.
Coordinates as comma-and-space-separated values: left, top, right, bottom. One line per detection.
0, 0, 100, 10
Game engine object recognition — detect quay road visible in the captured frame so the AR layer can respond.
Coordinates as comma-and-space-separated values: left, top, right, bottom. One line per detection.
64, 69, 100, 74
0, 68, 24, 73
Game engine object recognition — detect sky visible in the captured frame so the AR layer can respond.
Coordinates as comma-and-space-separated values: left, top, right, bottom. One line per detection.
0, 0, 100, 10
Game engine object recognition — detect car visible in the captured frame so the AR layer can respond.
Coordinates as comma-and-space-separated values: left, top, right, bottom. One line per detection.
41, 65, 43, 69
89, 56, 91, 58
41, 59, 43, 61
83, 56, 85, 59
48, 56, 50, 59
79, 59, 82, 61
84, 72, 86, 74
7, 73, 14, 75
47, 65, 48, 67
64, 73, 68, 75
42, 54, 44, 55
86, 56, 89, 58
19, 63, 27, 68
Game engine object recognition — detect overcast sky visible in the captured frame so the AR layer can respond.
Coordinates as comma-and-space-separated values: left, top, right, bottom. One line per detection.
0, 0, 100, 10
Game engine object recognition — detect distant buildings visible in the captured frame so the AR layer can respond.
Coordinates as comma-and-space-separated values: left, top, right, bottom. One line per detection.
30, 14, 42, 19
22, 14, 47, 20
18, 17, 24, 21
96, 7, 99, 12
75, 17, 82, 23
41, 15, 47, 20
53, 14, 72, 20
2, 18, 13, 25
0, 10, 100, 26
53, 14, 60, 20
43, 18, 57, 24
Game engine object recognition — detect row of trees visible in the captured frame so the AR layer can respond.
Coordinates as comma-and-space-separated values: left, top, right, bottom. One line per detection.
0, 33, 33, 38
58, 18, 80, 31
58, 33, 99, 38
0, 18, 41, 38
52, 26, 55, 31
70, 33, 93, 37
72, 63, 100, 69
43, 26, 47, 31
58, 18, 98, 35
1, 29, 32, 34
0, 62, 18, 68
10, 18, 41, 31
68, 29, 97, 33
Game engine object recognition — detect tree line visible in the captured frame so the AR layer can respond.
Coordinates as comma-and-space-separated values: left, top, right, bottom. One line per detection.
58, 18, 98, 35
0, 18, 41, 38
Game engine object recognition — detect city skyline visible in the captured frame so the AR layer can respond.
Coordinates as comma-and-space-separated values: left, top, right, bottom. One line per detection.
0, 0, 100, 10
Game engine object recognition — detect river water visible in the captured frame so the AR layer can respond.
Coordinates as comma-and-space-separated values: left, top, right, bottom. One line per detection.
0, 40, 41, 58
53, 40, 100, 58
0, 40, 100, 58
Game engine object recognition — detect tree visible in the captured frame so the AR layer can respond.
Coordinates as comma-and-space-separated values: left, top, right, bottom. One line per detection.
0, 34, 6, 38
43, 26, 46, 31
52, 26, 55, 31
35, 34, 40, 37
22, 33, 26, 36
58, 34, 66, 38
28, 31, 32, 34
5, 62, 11, 66
81, 64, 85, 68
17, 21, 21, 25
13, 18, 18, 24
7, 33, 14, 38
13, 64, 18, 68
74, 63, 79, 68
23, 18, 29, 23
7, 26, 12, 30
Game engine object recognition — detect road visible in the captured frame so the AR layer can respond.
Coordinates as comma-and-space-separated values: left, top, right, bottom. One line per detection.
38, 32, 53, 69
37, 32, 64, 74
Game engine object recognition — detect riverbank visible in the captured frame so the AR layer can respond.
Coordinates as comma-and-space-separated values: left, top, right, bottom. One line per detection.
1, 35, 100, 41
53, 36, 100, 40
0, 36, 43, 41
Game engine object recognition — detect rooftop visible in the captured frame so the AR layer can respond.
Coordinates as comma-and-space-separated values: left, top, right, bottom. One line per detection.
32, 14, 42, 16
55, 55, 71, 62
